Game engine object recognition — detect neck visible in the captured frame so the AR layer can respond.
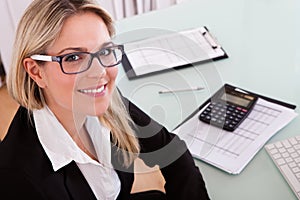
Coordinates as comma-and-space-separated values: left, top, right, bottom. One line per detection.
72, 124, 98, 162
46, 104, 85, 135
46, 105, 98, 161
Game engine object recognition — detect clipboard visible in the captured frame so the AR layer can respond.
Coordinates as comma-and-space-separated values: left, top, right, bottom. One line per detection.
121, 26, 228, 79
173, 83, 297, 174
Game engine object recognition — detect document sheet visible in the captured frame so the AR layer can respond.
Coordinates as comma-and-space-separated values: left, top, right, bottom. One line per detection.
123, 27, 226, 77
173, 98, 298, 174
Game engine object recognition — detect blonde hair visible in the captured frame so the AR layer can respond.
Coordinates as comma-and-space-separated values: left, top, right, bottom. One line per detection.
7, 0, 139, 167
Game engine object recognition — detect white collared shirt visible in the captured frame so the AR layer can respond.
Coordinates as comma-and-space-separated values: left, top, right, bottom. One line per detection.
33, 107, 121, 199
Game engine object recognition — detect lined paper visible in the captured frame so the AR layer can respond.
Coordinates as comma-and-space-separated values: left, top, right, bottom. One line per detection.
173, 98, 297, 174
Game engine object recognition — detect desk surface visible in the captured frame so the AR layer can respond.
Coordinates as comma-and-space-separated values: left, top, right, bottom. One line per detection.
114, 0, 300, 199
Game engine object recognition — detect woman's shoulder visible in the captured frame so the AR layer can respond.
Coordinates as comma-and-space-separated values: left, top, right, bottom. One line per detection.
0, 106, 42, 166
4, 106, 34, 138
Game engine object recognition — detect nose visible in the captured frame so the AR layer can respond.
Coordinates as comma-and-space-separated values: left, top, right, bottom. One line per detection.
88, 56, 106, 77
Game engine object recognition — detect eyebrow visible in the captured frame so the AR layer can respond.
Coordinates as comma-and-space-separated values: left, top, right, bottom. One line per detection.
55, 41, 114, 55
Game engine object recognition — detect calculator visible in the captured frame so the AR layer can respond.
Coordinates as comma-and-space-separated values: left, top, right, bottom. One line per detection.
199, 84, 258, 131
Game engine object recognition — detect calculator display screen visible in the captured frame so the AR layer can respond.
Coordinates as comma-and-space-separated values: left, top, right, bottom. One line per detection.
221, 93, 251, 107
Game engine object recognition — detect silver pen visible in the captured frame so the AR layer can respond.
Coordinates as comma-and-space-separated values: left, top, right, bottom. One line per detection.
158, 87, 204, 94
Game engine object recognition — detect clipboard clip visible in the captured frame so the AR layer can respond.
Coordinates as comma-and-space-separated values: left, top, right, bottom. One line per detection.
200, 27, 219, 49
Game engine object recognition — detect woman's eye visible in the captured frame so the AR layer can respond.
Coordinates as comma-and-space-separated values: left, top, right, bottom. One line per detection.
64, 54, 80, 62
99, 48, 112, 56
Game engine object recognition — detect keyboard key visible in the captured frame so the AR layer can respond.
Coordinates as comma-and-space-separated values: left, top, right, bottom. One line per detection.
290, 137, 298, 145
295, 144, 300, 150
288, 148, 295, 153
279, 148, 287, 153
283, 140, 292, 148
266, 144, 275, 150
273, 153, 281, 159
276, 158, 286, 165
275, 142, 283, 148
293, 167, 300, 173
292, 153, 299, 158
289, 162, 297, 168
285, 157, 293, 163
282, 152, 290, 158
269, 148, 278, 154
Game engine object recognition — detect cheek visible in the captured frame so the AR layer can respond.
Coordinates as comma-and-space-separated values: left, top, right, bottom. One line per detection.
43, 63, 71, 85
51, 71, 76, 92
107, 67, 118, 83
43, 66, 77, 102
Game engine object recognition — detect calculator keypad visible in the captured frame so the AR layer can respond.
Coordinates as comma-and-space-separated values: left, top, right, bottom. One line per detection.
199, 102, 248, 131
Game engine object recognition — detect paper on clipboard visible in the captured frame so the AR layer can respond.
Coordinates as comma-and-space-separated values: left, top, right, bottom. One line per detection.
173, 98, 298, 174
122, 26, 228, 79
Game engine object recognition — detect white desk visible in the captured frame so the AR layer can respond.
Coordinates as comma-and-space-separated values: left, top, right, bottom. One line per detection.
115, 0, 300, 199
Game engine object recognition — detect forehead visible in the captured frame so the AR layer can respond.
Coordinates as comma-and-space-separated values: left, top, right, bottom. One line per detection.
49, 11, 110, 53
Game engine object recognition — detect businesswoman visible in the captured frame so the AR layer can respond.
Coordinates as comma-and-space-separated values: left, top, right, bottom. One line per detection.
0, 0, 210, 199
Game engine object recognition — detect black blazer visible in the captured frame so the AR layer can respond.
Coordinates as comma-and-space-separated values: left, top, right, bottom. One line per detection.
0, 96, 210, 200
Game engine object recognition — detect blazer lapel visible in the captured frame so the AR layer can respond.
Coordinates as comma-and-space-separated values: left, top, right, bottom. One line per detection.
111, 143, 135, 200
64, 161, 97, 200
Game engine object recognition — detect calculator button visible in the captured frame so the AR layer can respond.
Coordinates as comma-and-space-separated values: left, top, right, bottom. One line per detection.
228, 124, 234, 129
237, 114, 243, 119
211, 118, 217, 122
214, 107, 220, 111
240, 111, 246, 115
228, 107, 234, 111
217, 120, 223, 124
225, 120, 231, 125
231, 121, 238, 125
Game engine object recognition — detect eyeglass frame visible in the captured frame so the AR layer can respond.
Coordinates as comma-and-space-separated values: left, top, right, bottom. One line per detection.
30, 44, 124, 75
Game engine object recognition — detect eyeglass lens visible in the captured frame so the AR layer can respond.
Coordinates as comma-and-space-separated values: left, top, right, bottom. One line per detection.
61, 46, 123, 74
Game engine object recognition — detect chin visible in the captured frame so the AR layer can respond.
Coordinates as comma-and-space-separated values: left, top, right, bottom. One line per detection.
92, 101, 110, 116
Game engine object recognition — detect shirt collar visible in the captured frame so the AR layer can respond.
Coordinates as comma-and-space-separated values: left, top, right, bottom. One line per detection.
33, 106, 112, 171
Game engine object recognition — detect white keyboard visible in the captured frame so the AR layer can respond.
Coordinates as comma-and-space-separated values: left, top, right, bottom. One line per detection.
265, 136, 300, 199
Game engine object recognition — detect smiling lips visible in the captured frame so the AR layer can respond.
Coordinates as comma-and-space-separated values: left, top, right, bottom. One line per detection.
78, 84, 106, 96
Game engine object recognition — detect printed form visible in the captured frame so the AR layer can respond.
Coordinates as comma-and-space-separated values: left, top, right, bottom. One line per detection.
124, 27, 226, 76
173, 98, 298, 174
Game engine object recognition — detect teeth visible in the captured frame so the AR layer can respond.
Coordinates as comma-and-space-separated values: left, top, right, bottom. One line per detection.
79, 85, 104, 94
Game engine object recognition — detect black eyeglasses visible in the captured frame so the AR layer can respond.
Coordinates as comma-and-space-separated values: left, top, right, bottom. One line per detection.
30, 44, 124, 74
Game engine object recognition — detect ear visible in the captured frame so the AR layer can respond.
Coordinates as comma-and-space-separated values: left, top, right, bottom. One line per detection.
23, 58, 47, 88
